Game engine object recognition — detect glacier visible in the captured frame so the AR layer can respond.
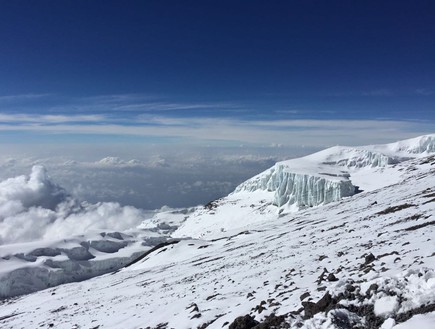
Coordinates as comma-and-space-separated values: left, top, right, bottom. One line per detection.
234, 164, 356, 208
233, 135, 435, 210
0, 231, 175, 298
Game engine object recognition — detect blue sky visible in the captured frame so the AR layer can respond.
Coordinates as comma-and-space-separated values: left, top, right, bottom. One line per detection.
0, 1, 434, 148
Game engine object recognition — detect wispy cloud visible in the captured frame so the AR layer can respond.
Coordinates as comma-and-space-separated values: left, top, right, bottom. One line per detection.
113, 102, 240, 112
274, 110, 301, 115
415, 88, 434, 96
0, 93, 433, 148
0, 93, 52, 102
0, 113, 432, 148
0, 113, 105, 124
4, 93, 244, 116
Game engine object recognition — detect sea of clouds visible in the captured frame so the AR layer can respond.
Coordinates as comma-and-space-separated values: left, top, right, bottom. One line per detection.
0, 147, 295, 245
0, 165, 152, 244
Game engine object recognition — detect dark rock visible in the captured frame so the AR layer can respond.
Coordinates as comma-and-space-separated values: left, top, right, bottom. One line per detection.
253, 304, 266, 314
330, 309, 360, 329
394, 302, 435, 323
144, 323, 168, 329
360, 253, 376, 270
190, 313, 201, 319
253, 313, 290, 328
317, 268, 329, 284
229, 315, 259, 329
376, 203, 414, 215
327, 273, 338, 282
302, 292, 334, 319
344, 304, 383, 328
365, 253, 375, 264
366, 283, 378, 296
300, 292, 310, 301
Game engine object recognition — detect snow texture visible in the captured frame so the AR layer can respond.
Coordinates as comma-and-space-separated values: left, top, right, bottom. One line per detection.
0, 134, 434, 328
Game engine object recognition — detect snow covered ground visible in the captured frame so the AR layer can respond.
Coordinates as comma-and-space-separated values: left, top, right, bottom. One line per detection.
0, 135, 434, 328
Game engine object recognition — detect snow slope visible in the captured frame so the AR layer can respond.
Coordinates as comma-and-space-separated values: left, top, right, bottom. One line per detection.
0, 134, 434, 299
0, 142, 434, 328
175, 134, 435, 238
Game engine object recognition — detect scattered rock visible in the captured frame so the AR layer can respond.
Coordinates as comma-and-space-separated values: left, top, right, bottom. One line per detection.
366, 283, 378, 296
394, 302, 435, 323
316, 268, 329, 284
228, 315, 259, 329
302, 292, 335, 319
360, 253, 376, 269
327, 273, 338, 282
376, 204, 415, 215
190, 313, 201, 319
300, 292, 310, 301
254, 313, 290, 328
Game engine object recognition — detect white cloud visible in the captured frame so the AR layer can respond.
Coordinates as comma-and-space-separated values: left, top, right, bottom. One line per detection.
0, 93, 52, 102
0, 115, 432, 148
0, 113, 105, 124
0, 166, 149, 245
113, 102, 239, 112
38, 94, 241, 115
0, 165, 68, 210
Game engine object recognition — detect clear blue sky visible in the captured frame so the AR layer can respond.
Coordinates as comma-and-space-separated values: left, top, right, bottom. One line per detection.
0, 1, 434, 147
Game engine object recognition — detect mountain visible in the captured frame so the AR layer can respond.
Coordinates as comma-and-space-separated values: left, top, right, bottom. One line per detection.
174, 134, 435, 239
0, 134, 434, 329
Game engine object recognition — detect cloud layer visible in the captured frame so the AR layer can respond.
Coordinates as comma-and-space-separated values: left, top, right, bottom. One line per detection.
0, 166, 150, 244
0, 93, 433, 147
1, 112, 433, 147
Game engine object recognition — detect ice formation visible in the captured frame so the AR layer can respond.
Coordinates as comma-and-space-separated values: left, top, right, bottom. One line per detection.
234, 135, 435, 209
234, 164, 356, 208
0, 231, 175, 298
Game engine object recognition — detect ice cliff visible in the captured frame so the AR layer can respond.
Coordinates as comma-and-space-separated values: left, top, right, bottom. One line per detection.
234, 135, 435, 209
234, 164, 356, 208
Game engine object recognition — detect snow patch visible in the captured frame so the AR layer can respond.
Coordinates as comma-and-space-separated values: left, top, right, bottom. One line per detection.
392, 312, 435, 329
375, 296, 399, 316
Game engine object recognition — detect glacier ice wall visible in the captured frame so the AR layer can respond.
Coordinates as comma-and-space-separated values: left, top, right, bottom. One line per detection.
234, 164, 356, 208
233, 136, 435, 210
